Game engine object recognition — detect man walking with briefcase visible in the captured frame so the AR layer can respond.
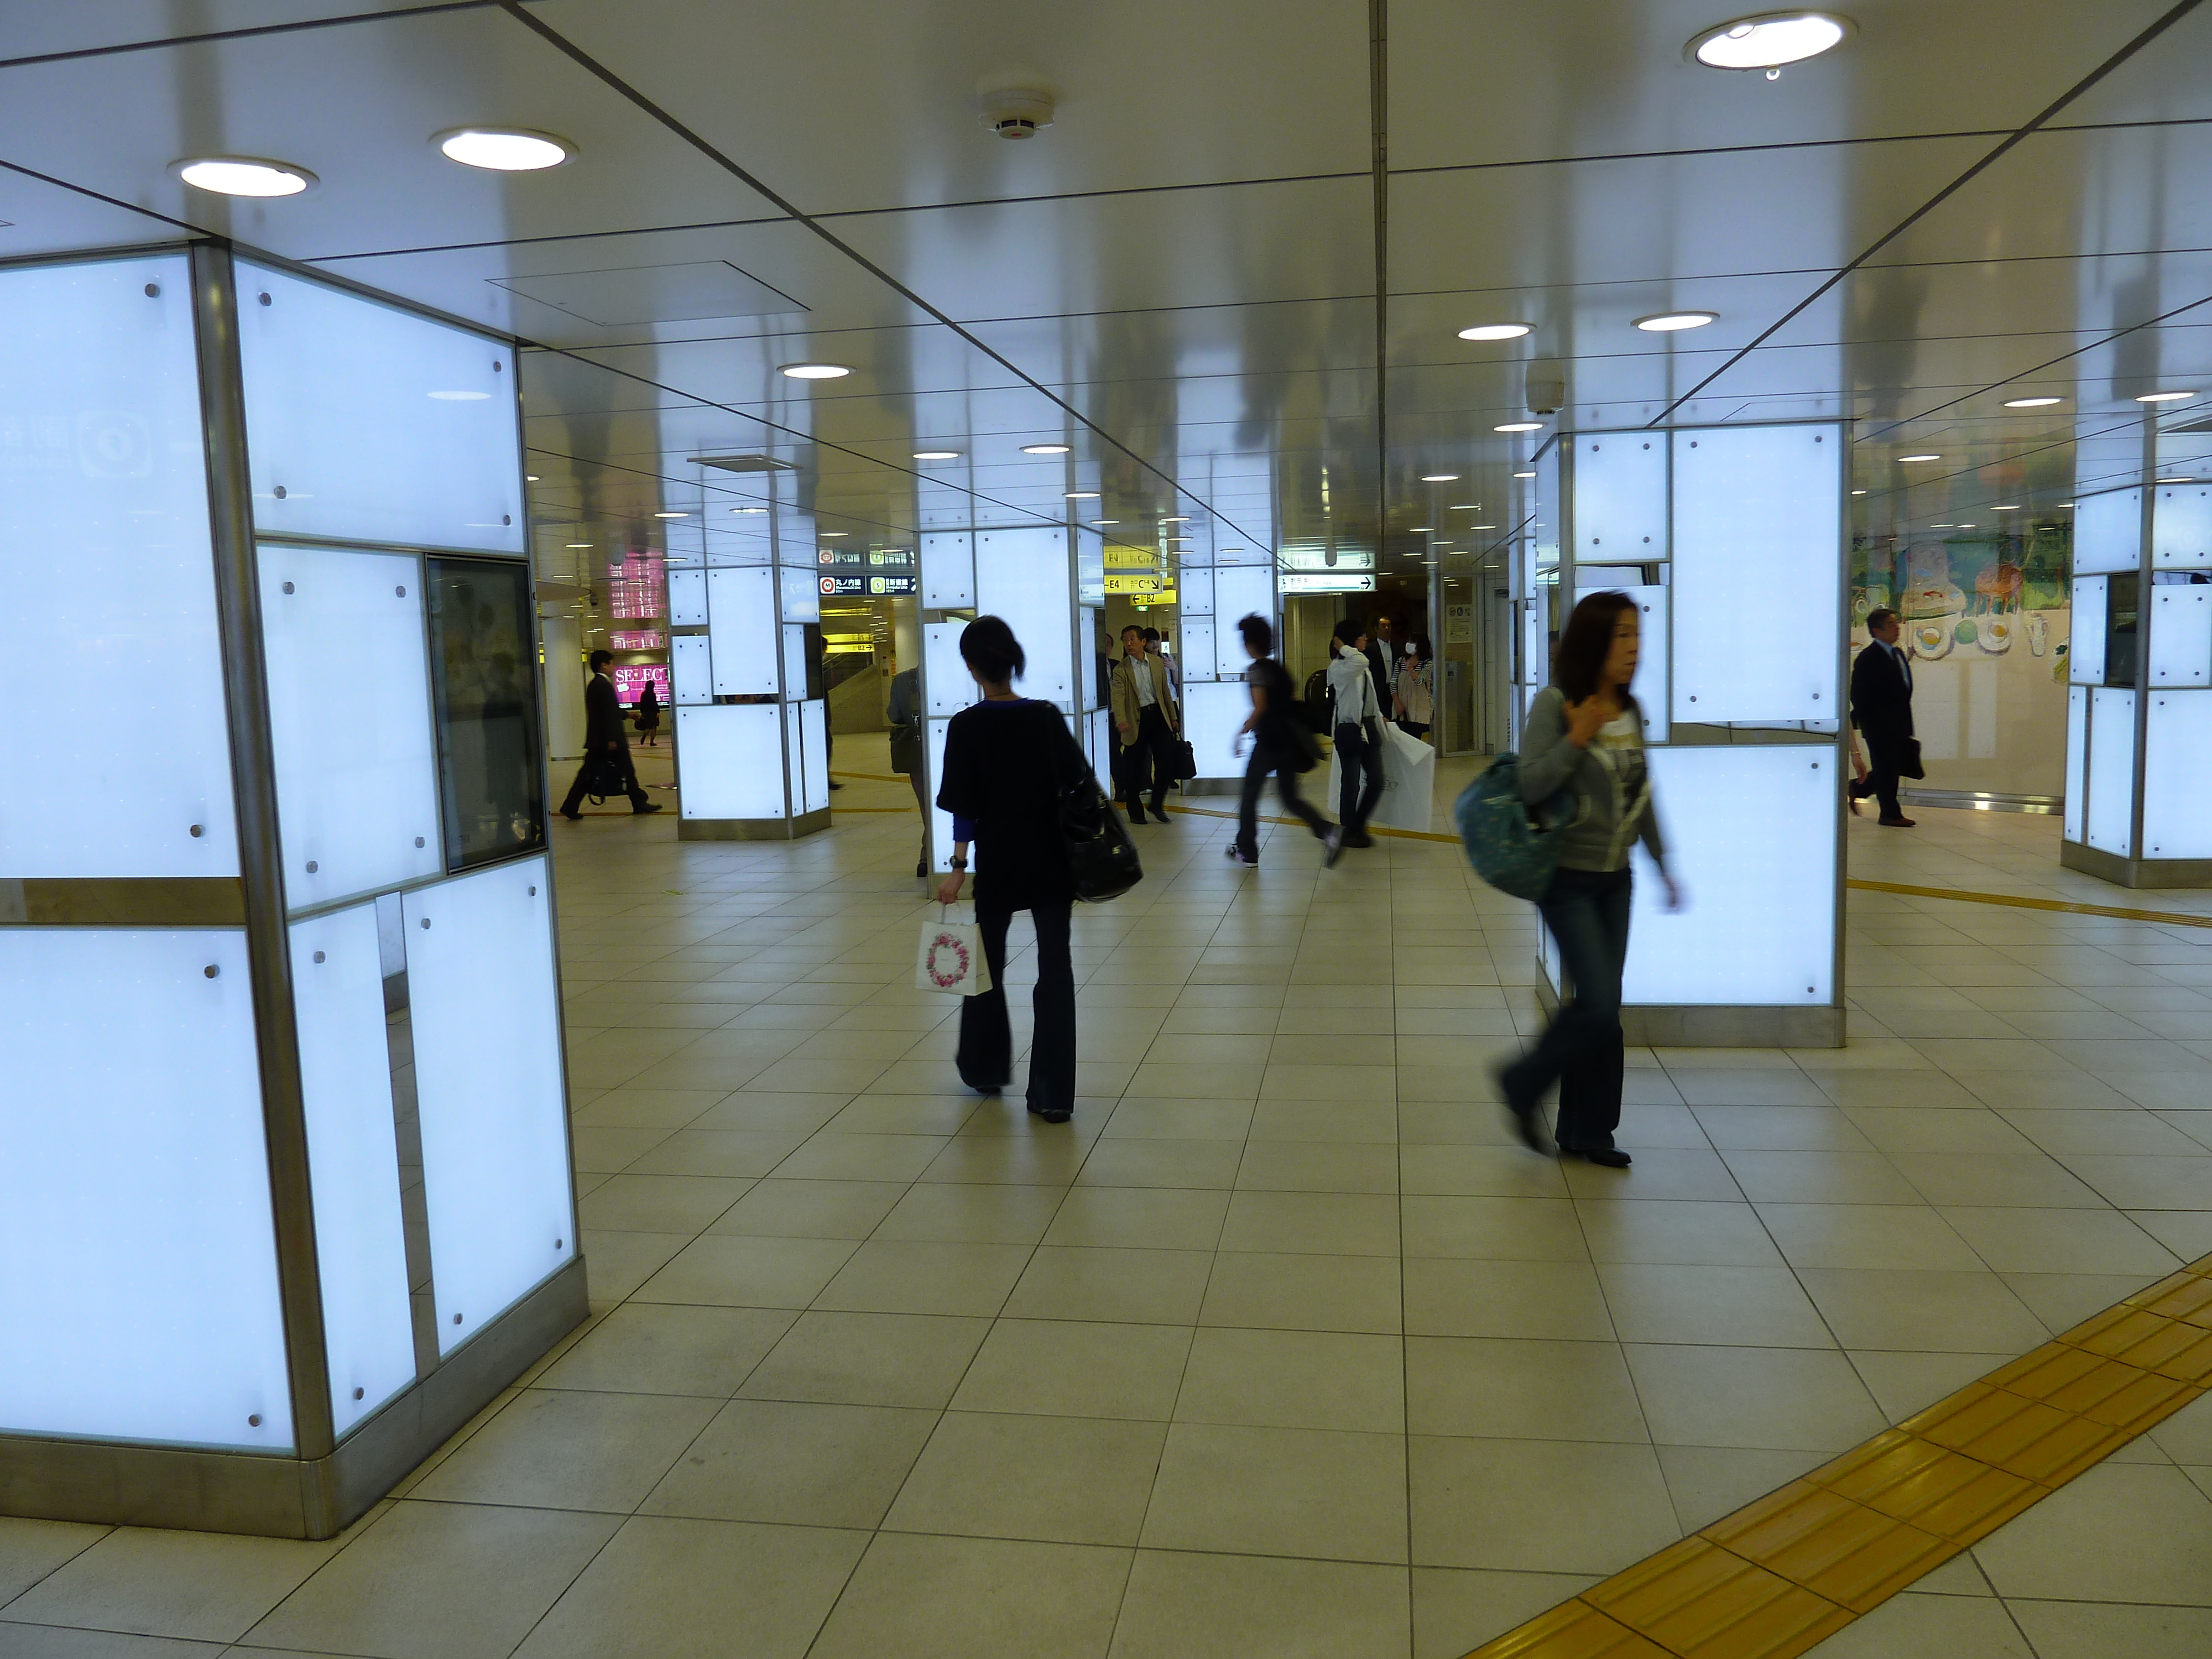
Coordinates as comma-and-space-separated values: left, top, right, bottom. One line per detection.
560, 649, 662, 819
1111, 624, 1182, 824
1849, 608, 1918, 828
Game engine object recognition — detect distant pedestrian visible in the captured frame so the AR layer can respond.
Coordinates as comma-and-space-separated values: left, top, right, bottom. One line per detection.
1366, 614, 1400, 709
560, 650, 662, 818
1496, 592, 1680, 1168
1110, 624, 1181, 824
1324, 617, 1385, 867
1228, 613, 1329, 865
635, 677, 661, 745
888, 664, 927, 877
1394, 634, 1434, 739
1849, 608, 1916, 828
935, 617, 1081, 1123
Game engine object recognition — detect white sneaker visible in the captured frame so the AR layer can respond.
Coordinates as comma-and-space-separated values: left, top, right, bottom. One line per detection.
1225, 846, 1258, 865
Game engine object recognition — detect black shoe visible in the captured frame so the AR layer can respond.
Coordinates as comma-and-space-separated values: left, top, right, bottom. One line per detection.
1149, 802, 1169, 818
830, 780, 844, 790
560, 808, 582, 821
633, 801, 663, 814
1878, 815, 1917, 828
1565, 1145, 1632, 1168
1028, 1103, 1073, 1123
916, 861, 927, 878
1126, 808, 1147, 825
1345, 830, 1375, 848
1495, 1065, 1554, 1154
966, 1078, 1007, 1096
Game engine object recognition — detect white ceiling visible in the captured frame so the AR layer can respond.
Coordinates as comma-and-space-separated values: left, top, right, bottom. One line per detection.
5, 0, 2211, 587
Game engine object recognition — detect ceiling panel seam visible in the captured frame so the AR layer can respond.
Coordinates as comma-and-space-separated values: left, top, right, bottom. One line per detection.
1370, 0, 1391, 534
491, 0, 1274, 554
0, 0, 500, 71
1647, 0, 2210, 427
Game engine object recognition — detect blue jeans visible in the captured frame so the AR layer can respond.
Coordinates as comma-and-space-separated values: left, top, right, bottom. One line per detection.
1504, 866, 1632, 1150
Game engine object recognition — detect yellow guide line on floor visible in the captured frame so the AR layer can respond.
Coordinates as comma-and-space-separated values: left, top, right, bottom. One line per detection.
1465, 1254, 2212, 1659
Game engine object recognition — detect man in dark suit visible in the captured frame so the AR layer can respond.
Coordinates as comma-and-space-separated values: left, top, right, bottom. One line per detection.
560, 650, 662, 818
1849, 608, 1916, 828
1365, 614, 1399, 710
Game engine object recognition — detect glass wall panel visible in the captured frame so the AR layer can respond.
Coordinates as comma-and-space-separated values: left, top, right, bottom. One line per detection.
237, 263, 523, 555
2073, 487, 2141, 575
260, 543, 442, 909
1572, 433, 1667, 560
924, 623, 971, 714
0, 253, 238, 879
666, 568, 707, 625
800, 701, 830, 813
289, 904, 415, 1436
921, 530, 976, 608
1622, 747, 1835, 1005
1182, 681, 1249, 781
670, 634, 713, 705
2064, 685, 2087, 842
707, 567, 778, 696
2150, 586, 2212, 686
975, 529, 1073, 708
403, 857, 572, 1354
674, 705, 787, 819
427, 557, 545, 868
1671, 425, 1841, 723
1213, 567, 1274, 681
2153, 484, 2212, 568
0, 928, 290, 1449
2144, 691, 2212, 859
2071, 576, 2108, 683
2087, 688, 2137, 856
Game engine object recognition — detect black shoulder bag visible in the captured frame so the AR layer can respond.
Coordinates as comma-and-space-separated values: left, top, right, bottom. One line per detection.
1055, 726, 1144, 902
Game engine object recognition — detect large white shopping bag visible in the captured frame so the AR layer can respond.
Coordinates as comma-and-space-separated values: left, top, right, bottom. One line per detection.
1326, 722, 1438, 834
915, 905, 993, 996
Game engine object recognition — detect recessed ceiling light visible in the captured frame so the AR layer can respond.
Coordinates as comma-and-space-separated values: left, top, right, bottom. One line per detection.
731, 506, 767, 514
1092, 519, 1119, 525
1457, 323, 1533, 341
779, 363, 852, 380
435, 128, 571, 171
1494, 421, 1544, 433
1021, 443, 1072, 455
525, 473, 540, 481
2157, 476, 2200, 483
565, 542, 592, 548
1421, 473, 1461, 482
912, 450, 961, 461
1900, 453, 1940, 462
2137, 390, 2196, 402
174, 155, 316, 196
1993, 504, 2020, 510
1449, 503, 1480, 509
1066, 491, 1100, 499
1689, 13, 1850, 72
1471, 524, 1497, 529
1634, 311, 1719, 332
2003, 396, 2063, 408
1161, 515, 1191, 523
1851, 489, 1866, 495
1410, 526, 1434, 533
1512, 470, 1536, 478
653, 512, 687, 519
821, 531, 848, 537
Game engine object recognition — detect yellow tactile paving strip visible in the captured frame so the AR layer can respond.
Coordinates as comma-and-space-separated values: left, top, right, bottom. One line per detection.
1462, 1253, 2212, 1659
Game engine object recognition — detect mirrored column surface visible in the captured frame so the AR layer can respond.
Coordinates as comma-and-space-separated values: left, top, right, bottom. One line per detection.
0, 244, 585, 1538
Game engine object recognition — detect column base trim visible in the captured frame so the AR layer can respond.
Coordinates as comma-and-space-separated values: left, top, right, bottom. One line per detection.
2060, 839, 2212, 889
677, 807, 832, 841
0, 1255, 588, 1540
1536, 966, 1845, 1048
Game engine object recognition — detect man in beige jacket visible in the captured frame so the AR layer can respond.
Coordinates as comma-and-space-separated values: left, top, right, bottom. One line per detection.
1110, 624, 1181, 823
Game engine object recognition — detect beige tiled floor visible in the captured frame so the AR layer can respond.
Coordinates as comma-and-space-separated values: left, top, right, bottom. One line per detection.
2, 757, 2210, 1658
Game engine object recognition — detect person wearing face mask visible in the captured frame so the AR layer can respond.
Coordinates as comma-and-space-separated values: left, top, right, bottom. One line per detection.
1495, 592, 1682, 1169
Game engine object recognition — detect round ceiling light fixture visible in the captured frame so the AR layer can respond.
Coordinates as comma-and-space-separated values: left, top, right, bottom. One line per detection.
2003, 396, 2063, 408
1688, 12, 1851, 77
1457, 322, 1532, 341
912, 450, 961, 461
779, 362, 852, 380
1634, 310, 1719, 332
435, 128, 571, 171
1410, 526, 1435, 533
174, 155, 317, 196
653, 512, 687, 519
1513, 469, 1537, 478
1494, 421, 1545, 433
1066, 490, 1100, 499
1021, 442, 1072, 455
820, 531, 848, 538
1421, 473, 1460, 482
1899, 453, 1940, 462
2137, 390, 2197, 403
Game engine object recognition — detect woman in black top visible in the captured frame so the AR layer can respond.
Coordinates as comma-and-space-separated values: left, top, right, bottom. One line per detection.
933, 617, 1082, 1123
635, 678, 661, 745
1228, 613, 1329, 865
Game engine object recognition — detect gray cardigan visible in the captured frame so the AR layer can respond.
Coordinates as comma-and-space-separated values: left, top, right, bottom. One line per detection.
1517, 685, 1668, 874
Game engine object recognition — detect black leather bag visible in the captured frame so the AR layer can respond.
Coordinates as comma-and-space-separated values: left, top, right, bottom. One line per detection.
888, 721, 925, 775
1897, 737, 1926, 780
1167, 737, 1198, 782
1057, 747, 1144, 903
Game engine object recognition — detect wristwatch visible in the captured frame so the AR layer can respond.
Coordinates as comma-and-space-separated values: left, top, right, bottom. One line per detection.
948, 857, 968, 870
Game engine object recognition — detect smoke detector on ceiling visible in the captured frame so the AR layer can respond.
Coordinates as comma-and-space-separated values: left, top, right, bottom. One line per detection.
978, 86, 1055, 139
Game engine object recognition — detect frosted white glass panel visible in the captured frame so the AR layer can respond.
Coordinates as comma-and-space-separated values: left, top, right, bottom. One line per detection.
2073, 487, 2142, 575
404, 858, 572, 1353
260, 544, 441, 908
926, 716, 955, 870
2064, 685, 2087, 842
675, 704, 787, 820
800, 700, 830, 813
1671, 424, 1840, 723
2150, 587, 2212, 685
1577, 583, 1669, 743
975, 529, 1073, 708
1572, 432, 1667, 559
670, 634, 713, 705
707, 567, 778, 695
926, 622, 975, 716
1081, 608, 1105, 711
1087, 707, 1112, 772
238, 263, 521, 554
1, 253, 238, 879
1621, 747, 1835, 1006
783, 700, 804, 810
1076, 529, 1105, 608
290, 905, 414, 1435
1182, 617, 1217, 685
0, 928, 290, 1449
2087, 688, 2137, 856
1214, 567, 1275, 680
667, 568, 707, 625
2153, 485, 2212, 568
1181, 565, 1217, 618
2071, 577, 2109, 684
1577, 567, 1645, 588
2144, 691, 2212, 859
780, 564, 821, 624
1182, 680, 1251, 781
921, 530, 974, 608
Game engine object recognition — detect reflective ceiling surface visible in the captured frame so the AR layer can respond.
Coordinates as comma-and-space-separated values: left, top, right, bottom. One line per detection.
6, 0, 2212, 587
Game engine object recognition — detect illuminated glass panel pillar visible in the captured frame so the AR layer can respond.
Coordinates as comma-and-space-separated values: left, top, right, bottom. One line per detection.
0, 245, 583, 1540
2062, 463, 2212, 884
1533, 422, 1847, 1047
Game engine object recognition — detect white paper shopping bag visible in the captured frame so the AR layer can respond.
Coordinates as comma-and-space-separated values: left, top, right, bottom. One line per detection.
915, 906, 993, 996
